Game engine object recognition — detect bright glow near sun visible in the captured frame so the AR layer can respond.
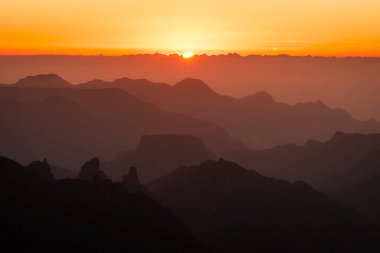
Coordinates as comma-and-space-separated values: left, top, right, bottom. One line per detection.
182, 52, 194, 59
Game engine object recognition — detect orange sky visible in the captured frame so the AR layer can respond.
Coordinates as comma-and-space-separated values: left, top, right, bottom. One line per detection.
1, 0, 380, 56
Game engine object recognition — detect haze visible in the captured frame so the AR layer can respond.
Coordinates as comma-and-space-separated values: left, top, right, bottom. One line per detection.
1, 55, 380, 121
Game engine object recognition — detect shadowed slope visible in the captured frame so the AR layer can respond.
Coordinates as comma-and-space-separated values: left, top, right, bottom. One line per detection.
335, 176, 380, 224
147, 159, 380, 253
223, 132, 380, 190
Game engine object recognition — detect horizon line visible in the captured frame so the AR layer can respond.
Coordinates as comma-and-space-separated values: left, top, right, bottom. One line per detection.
1, 52, 380, 59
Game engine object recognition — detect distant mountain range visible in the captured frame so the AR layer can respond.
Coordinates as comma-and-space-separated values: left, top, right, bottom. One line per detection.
78, 76, 380, 148
13, 74, 72, 88
147, 159, 380, 253
223, 132, 380, 191
2, 54, 380, 121
5, 74, 380, 149
0, 83, 240, 168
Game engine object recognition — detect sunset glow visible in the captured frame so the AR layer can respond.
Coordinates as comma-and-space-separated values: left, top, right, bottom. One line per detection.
182, 52, 194, 59
1, 0, 380, 56
2, 0, 380, 251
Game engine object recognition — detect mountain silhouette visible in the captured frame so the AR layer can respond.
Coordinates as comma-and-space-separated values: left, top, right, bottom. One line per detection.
26, 158, 54, 180
13, 74, 72, 88
0, 155, 54, 183
77, 75, 380, 148
7, 74, 379, 149
103, 134, 213, 182
335, 176, 380, 224
223, 132, 380, 191
147, 159, 380, 253
0, 155, 214, 252
330, 149, 380, 223
2, 57, 380, 253
122, 166, 150, 194
77, 157, 108, 181
0, 86, 241, 169
3, 55, 380, 121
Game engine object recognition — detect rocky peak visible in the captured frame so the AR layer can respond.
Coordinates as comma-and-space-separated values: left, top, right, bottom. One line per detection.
123, 166, 142, 193
77, 157, 108, 181
26, 159, 54, 180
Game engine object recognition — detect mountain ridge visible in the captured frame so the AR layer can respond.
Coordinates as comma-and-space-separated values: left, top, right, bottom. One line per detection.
13, 74, 72, 88
223, 132, 380, 191
147, 159, 380, 253
0, 155, 214, 252
9, 73, 379, 149
0, 86, 241, 169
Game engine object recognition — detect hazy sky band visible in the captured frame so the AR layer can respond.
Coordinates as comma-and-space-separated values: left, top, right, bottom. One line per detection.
1, 0, 380, 56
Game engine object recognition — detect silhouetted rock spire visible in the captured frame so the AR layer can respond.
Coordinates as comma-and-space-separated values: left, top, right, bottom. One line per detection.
26, 159, 54, 180
77, 157, 108, 181
123, 166, 142, 193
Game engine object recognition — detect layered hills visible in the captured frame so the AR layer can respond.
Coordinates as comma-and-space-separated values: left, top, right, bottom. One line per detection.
147, 159, 380, 253
77, 76, 380, 148
223, 132, 380, 191
3, 73, 379, 149
0, 84, 240, 168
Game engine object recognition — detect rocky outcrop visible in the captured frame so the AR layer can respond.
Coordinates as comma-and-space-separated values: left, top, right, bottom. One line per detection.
26, 159, 54, 180
77, 157, 108, 181
123, 166, 144, 193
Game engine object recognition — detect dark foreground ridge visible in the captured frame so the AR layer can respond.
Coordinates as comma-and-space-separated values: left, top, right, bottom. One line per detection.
0, 155, 214, 253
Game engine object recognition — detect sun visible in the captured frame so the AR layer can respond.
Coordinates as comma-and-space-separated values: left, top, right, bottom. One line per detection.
181, 52, 194, 59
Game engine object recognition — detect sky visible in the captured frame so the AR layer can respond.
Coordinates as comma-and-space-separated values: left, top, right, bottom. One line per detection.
1, 0, 380, 56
